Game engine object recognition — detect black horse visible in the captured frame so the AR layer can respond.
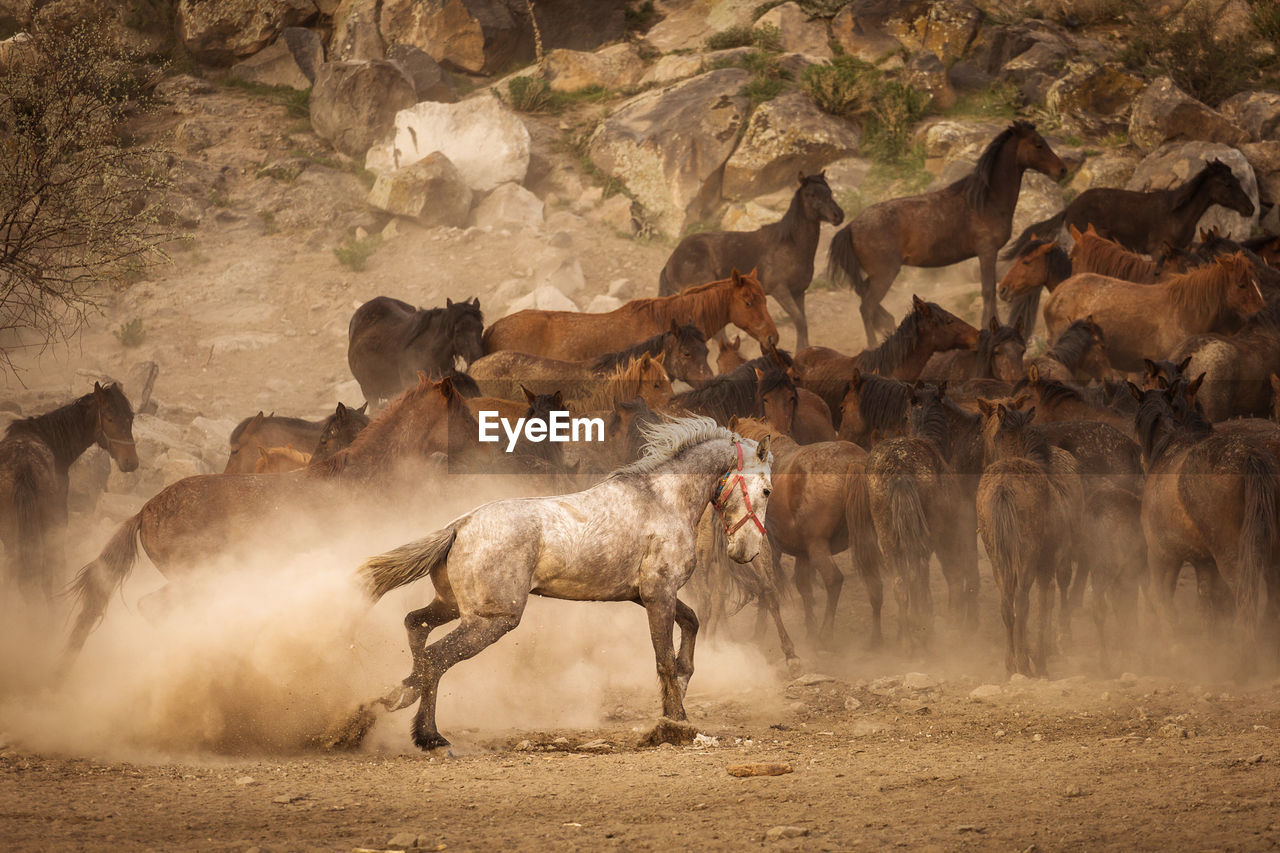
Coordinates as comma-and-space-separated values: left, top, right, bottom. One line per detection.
659, 172, 844, 350
348, 296, 484, 406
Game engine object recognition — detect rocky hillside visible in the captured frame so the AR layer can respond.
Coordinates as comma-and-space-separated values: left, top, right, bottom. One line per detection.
1, 0, 1278, 529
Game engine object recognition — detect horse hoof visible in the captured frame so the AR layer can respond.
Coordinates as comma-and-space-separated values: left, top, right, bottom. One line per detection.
378, 683, 421, 712
413, 731, 452, 752
784, 656, 804, 677
639, 716, 698, 748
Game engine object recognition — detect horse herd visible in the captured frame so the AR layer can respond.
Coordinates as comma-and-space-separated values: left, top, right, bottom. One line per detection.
3, 119, 1280, 749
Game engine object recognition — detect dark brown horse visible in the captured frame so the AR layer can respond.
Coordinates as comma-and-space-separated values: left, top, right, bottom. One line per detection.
660, 172, 844, 349
1012, 364, 1133, 435
920, 317, 1026, 383
1026, 317, 1113, 383
1044, 253, 1266, 371
224, 403, 370, 473
348, 296, 485, 405
793, 296, 980, 425
62, 375, 475, 669
483, 269, 778, 362
829, 121, 1067, 343
1166, 303, 1280, 422
977, 404, 1083, 676
0, 383, 137, 602
1004, 158, 1255, 259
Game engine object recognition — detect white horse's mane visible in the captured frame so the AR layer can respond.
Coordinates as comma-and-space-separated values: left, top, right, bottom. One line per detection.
614, 414, 738, 476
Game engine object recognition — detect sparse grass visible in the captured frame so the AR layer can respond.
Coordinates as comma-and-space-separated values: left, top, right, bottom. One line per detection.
507, 75, 552, 112
803, 53, 929, 160
737, 49, 792, 109
625, 0, 656, 30
113, 318, 146, 347
861, 81, 931, 164
333, 234, 381, 271
1251, 0, 1280, 43
1119, 0, 1277, 106
1058, 133, 1083, 147
208, 189, 229, 208
1062, 187, 1079, 204
837, 153, 932, 217
1045, 0, 1128, 25
1101, 130, 1129, 148
948, 81, 1023, 119
681, 220, 717, 237
221, 77, 311, 118
255, 162, 301, 183
801, 55, 877, 118
705, 22, 783, 51
259, 210, 277, 234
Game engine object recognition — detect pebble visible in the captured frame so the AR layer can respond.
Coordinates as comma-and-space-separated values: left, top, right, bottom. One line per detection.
902, 672, 938, 690
387, 831, 420, 850
1032, 733, 1044, 742
515, 740, 531, 751
789, 672, 835, 687
234, 776, 256, 786
788, 702, 808, 714
844, 697, 863, 711
577, 738, 611, 752
1158, 724, 1188, 739
727, 762, 793, 777
1119, 672, 1139, 683
1064, 784, 1085, 798
765, 825, 809, 840
970, 684, 1003, 700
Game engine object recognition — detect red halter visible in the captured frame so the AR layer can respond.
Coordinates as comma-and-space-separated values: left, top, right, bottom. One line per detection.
712, 440, 766, 536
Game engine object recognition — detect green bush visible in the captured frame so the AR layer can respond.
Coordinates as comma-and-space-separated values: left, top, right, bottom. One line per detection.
705, 22, 783, 51
738, 49, 791, 109
803, 57, 929, 163
333, 235, 381, 271
113, 318, 146, 347
506, 75, 552, 112
862, 81, 931, 163
1251, 0, 1280, 43
801, 55, 878, 118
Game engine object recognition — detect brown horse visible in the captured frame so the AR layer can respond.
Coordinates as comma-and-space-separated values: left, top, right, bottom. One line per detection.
1044, 253, 1266, 371
252, 445, 312, 473
1080, 484, 1146, 673
1166, 303, 1280, 422
1005, 158, 1255, 258
1012, 364, 1133, 435
977, 404, 1083, 676
835, 370, 912, 448
1027, 317, 1113, 383
660, 172, 845, 349
348, 296, 485, 405
225, 403, 370, 473
1244, 233, 1280, 268
62, 375, 474, 669
920, 317, 1026, 383
793, 296, 980, 424
483, 269, 778, 362
829, 121, 1067, 343
715, 335, 747, 374
0, 383, 137, 603
1130, 381, 1280, 670
468, 322, 713, 397
730, 417, 881, 647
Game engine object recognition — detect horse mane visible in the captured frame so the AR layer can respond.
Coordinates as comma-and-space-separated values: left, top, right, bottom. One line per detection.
976, 323, 1025, 378
857, 309, 923, 374
307, 375, 444, 478
1170, 161, 1222, 211
575, 355, 670, 411
668, 360, 787, 422
910, 388, 950, 459
955, 120, 1031, 211
1243, 233, 1280, 252
615, 414, 735, 476
1165, 254, 1251, 319
590, 330, 669, 373
1072, 231, 1159, 282
1014, 373, 1084, 408
632, 276, 740, 331
857, 374, 913, 431
997, 407, 1054, 470
4, 384, 129, 465
1134, 387, 1212, 462
1044, 319, 1101, 370
769, 173, 831, 245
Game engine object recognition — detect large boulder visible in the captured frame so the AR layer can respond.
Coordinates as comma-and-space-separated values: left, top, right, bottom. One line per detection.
916, 118, 1005, 161
177, 0, 318, 65
587, 68, 751, 238
1217, 91, 1280, 144
1241, 142, 1280, 207
545, 42, 645, 93
366, 151, 473, 227
311, 60, 417, 159
830, 2, 905, 63
1127, 142, 1260, 240
472, 181, 544, 231
904, 51, 955, 110
1046, 63, 1144, 137
721, 92, 860, 201
1128, 77, 1248, 154
228, 28, 324, 89
885, 0, 983, 65
386, 43, 456, 102
1069, 151, 1140, 192
365, 96, 531, 192
756, 2, 833, 58
642, 0, 757, 53
330, 0, 384, 60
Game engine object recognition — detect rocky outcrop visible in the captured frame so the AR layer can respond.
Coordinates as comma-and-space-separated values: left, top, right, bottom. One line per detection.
472, 182, 544, 231
756, 2, 832, 58
642, 0, 757, 53
886, 0, 983, 65
722, 92, 860, 201
904, 52, 955, 111
366, 151, 473, 227
228, 28, 324, 89
1217, 91, 1280, 143
587, 68, 751, 238
1128, 78, 1248, 154
310, 60, 417, 159
1241, 142, 1280, 207
1069, 152, 1140, 192
1046, 63, 1144, 137
830, 2, 906, 63
387, 43, 456, 102
330, 0, 384, 60
1127, 142, 1259, 239
177, 0, 318, 65
545, 42, 645, 93
365, 96, 531, 192
917, 119, 1005, 161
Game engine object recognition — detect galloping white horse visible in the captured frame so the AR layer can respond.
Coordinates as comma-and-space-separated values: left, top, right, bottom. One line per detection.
360, 416, 773, 750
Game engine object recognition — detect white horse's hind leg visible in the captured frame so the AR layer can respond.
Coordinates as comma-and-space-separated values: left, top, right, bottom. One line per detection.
381, 598, 460, 712
410, 613, 519, 751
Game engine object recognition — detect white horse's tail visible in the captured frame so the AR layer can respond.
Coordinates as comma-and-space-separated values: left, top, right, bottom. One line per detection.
360, 522, 459, 601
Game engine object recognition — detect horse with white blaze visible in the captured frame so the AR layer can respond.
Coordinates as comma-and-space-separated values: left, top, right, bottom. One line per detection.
358, 415, 774, 751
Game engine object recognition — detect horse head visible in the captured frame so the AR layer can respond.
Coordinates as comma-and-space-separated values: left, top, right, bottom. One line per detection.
93, 381, 138, 472
713, 433, 773, 564
727, 268, 779, 349
662, 320, 714, 389
1011, 121, 1067, 181
912, 294, 980, 351
443, 297, 485, 369
754, 365, 798, 436
1220, 252, 1266, 315
313, 401, 371, 462
998, 239, 1065, 301
984, 316, 1027, 383
797, 170, 844, 227
1203, 159, 1255, 219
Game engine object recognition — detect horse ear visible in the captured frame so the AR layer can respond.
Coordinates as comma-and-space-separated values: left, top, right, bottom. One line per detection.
654, 350, 666, 365
1156, 375, 1169, 390
1126, 380, 1144, 401
754, 366, 765, 381
640, 352, 651, 367
521, 384, 536, 404
1188, 372, 1206, 397
849, 367, 862, 389
996, 403, 1009, 420
93, 381, 103, 393
756, 433, 771, 461
470, 296, 479, 307
446, 297, 454, 308
1143, 358, 1158, 376
1068, 223, 1082, 240
797, 170, 806, 184
730, 268, 743, 285
748, 266, 759, 279
1177, 356, 1192, 374
937, 380, 948, 396
1011, 315, 1025, 336
729, 415, 740, 430
989, 316, 1001, 334
552, 390, 565, 408
912, 294, 927, 313
357, 402, 368, 414
1027, 362, 1040, 383
732, 334, 741, 348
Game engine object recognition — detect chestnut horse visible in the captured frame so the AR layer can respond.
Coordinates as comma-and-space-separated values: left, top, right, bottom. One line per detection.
1004, 158, 1255, 259
659, 172, 845, 349
483, 269, 778, 362
828, 121, 1067, 343
0, 383, 137, 603
920, 317, 1026, 383
1044, 253, 1265, 371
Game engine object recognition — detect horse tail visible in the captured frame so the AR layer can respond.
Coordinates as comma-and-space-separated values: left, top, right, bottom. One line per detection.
986, 484, 1023, 580
888, 476, 931, 564
1237, 450, 1279, 642
12, 466, 46, 596
361, 522, 460, 601
59, 513, 143, 673
1002, 210, 1067, 261
827, 227, 868, 298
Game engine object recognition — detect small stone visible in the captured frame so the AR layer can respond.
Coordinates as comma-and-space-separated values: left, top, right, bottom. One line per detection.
969, 684, 1003, 700
1064, 784, 1085, 798
994, 729, 1006, 738
1247, 753, 1265, 764
727, 762, 793, 777
552, 736, 570, 745
577, 738, 611, 752
387, 831, 420, 850
1009, 673, 1030, 685
788, 702, 808, 714
1119, 672, 1139, 683
234, 776, 256, 786
515, 740, 531, 751
844, 697, 863, 711
789, 673, 835, 687
354, 226, 369, 241
765, 825, 809, 840
902, 672, 938, 690
1158, 724, 1188, 739
1032, 733, 1044, 742
1253, 725, 1271, 732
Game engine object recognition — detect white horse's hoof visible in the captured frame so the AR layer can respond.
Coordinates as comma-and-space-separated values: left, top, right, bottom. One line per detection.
379, 683, 421, 712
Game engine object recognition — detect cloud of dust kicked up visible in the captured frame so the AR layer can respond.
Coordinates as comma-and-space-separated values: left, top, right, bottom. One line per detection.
0, 483, 780, 759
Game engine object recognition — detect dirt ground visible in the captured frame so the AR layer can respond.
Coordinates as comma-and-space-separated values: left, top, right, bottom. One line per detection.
3, 86, 1280, 852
